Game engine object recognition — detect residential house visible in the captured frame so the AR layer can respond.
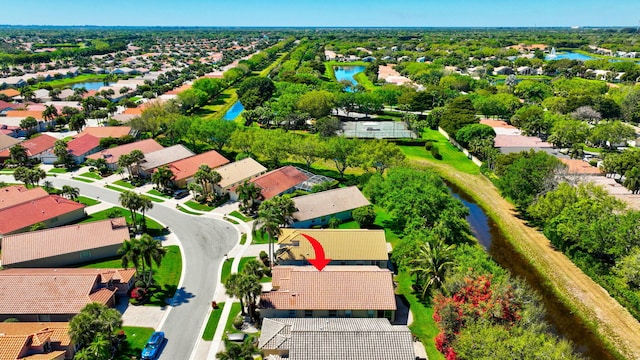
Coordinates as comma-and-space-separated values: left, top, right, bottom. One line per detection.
276, 229, 389, 268
0, 88, 20, 99
0, 76, 26, 88
517, 66, 537, 75
164, 149, 230, 188
259, 266, 396, 321
65, 134, 101, 164
215, 157, 268, 199
1, 218, 129, 268
494, 66, 515, 75
0, 134, 57, 164
33, 89, 51, 102
259, 318, 415, 360
245, 166, 308, 201
0, 322, 74, 360
0, 194, 86, 238
86, 138, 163, 170
136, 144, 194, 177
0, 100, 16, 115
0, 268, 135, 322
0, 185, 49, 211
0, 132, 21, 151
78, 126, 132, 139
290, 186, 370, 228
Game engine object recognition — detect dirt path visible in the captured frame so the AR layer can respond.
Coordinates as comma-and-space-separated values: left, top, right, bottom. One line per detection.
414, 159, 640, 360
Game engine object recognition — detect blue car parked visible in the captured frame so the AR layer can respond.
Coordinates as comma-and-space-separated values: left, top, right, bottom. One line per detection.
141, 331, 165, 360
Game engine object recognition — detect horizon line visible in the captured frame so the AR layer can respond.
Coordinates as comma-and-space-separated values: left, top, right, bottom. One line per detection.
0, 24, 637, 29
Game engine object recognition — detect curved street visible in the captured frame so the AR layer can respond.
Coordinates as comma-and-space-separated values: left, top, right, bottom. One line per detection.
35, 176, 239, 360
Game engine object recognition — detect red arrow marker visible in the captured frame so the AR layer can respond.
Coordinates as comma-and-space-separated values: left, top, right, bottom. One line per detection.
301, 233, 331, 271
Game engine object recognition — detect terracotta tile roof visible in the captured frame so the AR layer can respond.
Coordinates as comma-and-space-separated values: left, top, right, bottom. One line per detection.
480, 119, 517, 129
18, 351, 67, 360
559, 158, 603, 175
260, 266, 396, 311
259, 318, 415, 360
139, 145, 194, 171
0, 89, 20, 98
493, 134, 553, 148
0, 269, 117, 315
217, 157, 267, 189
0, 335, 28, 360
0, 195, 86, 234
0, 185, 49, 211
165, 150, 230, 182
0, 100, 15, 111
292, 186, 370, 222
277, 229, 388, 262
79, 126, 132, 139
0, 133, 21, 151
250, 166, 309, 200
86, 138, 163, 165
166, 83, 191, 95
66, 134, 100, 156
1, 218, 129, 267
0, 134, 57, 159
4, 110, 44, 120
122, 107, 144, 116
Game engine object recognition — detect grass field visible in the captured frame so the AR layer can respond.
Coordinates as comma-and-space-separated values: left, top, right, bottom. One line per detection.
400, 128, 480, 175
34, 74, 109, 89
80, 207, 166, 236
202, 302, 225, 340
224, 302, 243, 334
105, 184, 125, 192
78, 172, 103, 180
77, 195, 100, 206
251, 230, 271, 245
114, 179, 136, 189
147, 189, 172, 199
229, 210, 253, 222
48, 168, 69, 174
118, 326, 155, 360
194, 88, 238, 120
353, 72, 378, 91
177, 205, 202, 215
72, 177, 94, 183
185, 200, 215, 211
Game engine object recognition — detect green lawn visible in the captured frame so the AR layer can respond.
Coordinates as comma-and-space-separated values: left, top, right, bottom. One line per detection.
105, 184, 126, 192
80, 207, 166, 237
118, 326, 155, 359
145, 195, 164, 203
221, 258, 233, 284
147, 189, 172, 199
229, 210, 253, 222
400, 128, 480, 175
185, 200, 215, 211
251, 230, 271, 245
202, 302, 225, 340
79, 172, 103, 180
224, 302, 243, 334
77, 195, 100, 206
337, 220, 360, 229
72, 177, 95, 183
239, 233, 247, 245
353, 72, 378, 91
395, 271, 445, 360
35, 74, 109, 89
114, 179, 136, 189
177, 205, 202, 215
48, 168, 69, 174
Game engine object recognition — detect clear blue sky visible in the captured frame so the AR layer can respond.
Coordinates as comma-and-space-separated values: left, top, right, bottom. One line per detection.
3, 0, 639, 27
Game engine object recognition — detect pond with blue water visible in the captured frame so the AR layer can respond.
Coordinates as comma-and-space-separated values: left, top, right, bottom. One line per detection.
223, 100, 244, 120
333, 66, 365, 92
71, 81, 111, 91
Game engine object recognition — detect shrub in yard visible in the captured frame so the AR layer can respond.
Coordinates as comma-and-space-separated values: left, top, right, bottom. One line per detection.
352, 205, 376, 228
233, 316, 244, 330
424, 140, 434, 150
431, 146, 442, 160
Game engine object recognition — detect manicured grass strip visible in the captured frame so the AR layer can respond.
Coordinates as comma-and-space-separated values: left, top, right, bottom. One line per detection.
48, 168, 69, 174
80, 207, 165, 235
229, 210, 253, 222
105, 184, 125, 192
147, 189, 172, 199
261, 276, 272, 283
221, 258, 233, 284
353, 72, 378, 91
121, 326, 155, 355
251, 230, 270, 245
237, 257, 255, 273
224, 302, 243, 334
79, 172, 103, 180
239, 233, 247, 245
77, 195, 100, 206
177, 205, 202, 215
184, 200, 215, 211
72, 177, 94, 183
146, 245, 182, 306
202, 302, 225, 340
399, 128, 480, 175
35, 73, 109, 89
224, 217, 239, 225
144, 195, 164, 203
395, 271, 445, 360
114, 179, 136, 189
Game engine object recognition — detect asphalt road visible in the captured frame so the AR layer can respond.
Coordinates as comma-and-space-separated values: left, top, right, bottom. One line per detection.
45, 178, 238, 359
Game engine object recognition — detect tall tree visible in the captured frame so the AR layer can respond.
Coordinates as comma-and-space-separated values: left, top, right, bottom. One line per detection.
61, 185, 80, 200
119, 190, 142, 230
9, 145, 29, 166
410, 238, 456, 299
253, 196, 296, 266
237, 180, 262, 215
68, 303, 123, 349
152, 165, 174, 192
137, 234, 166, 287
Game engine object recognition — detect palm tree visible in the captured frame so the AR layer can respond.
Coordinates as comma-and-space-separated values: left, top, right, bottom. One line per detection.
236, 180, 262, 215
119, 190, 141, 230
624, 167, 640, 194
61, 185, 80, 200
138, 234, 167, 287
139, 196, 154, 230
224, 273, 245, 315
194, 165, 220, 200
152, 165, 174, 192
42, 180, 53, 191
69, 303, 122, 349
239, 273, 262, 320
74, 86, 88, 97
117, 154, 133, 179
409, 238, 456, 299
253, 196, 296, 268
243, 259, 264, 279
69, 114, 87, 132
42, 104, 58, 122
217, 337, 257, 360
118, 238, 141, 272
19, 86, 34, 103
128, 150, 145, 178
